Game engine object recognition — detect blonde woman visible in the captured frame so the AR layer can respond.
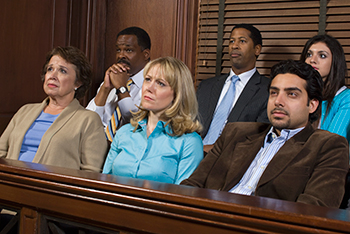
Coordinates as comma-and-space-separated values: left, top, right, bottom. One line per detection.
103, 57, 203, 184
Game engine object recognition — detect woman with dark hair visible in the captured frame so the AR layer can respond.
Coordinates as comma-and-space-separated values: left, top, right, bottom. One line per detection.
103, 57, 203, 184
0, 46, 108, 172
300, 34, 350, 145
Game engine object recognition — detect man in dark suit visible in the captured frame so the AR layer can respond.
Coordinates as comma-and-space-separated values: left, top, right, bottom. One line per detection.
198, 24, 271, 152
182, 60, 349, 208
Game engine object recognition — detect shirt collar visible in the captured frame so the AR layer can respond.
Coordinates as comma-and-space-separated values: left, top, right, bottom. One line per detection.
228, 67, 256, 86
264, 126, 304, 145
336, 86, 347, 96
137, 118, 173, 135
129, 68, 145, 88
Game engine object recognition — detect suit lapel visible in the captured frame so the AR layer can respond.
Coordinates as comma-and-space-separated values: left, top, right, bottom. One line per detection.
204, 74, 229, 131
257, 124, 315, 187
223, 129, 268, 191
228, 71, 261, 121
33, 99, 80, 163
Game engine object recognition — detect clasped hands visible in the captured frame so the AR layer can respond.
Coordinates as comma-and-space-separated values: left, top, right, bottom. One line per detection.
103, 63, 130, 91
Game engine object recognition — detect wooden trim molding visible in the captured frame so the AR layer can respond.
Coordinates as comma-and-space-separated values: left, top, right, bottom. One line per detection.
319, 0, 327, 34
1, 158, 350, 233
175, 0, 200, 79
215, 0, 225, 76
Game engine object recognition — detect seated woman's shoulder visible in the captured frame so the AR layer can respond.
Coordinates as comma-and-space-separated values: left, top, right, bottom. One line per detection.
342, 88, 350, 96
182, 131, 203, 143
20, 102, 42, 109
15, 102, 43, 115
337, 88, 350, 105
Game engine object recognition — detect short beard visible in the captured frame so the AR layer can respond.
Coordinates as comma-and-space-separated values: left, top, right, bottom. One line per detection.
271, 118, 291, 132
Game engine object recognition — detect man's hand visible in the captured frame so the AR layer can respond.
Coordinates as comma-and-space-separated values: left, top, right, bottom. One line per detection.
103, 63, 130, 90
203, 144, 214, 153
94, 63, 130, 106
109, 63, 130, 89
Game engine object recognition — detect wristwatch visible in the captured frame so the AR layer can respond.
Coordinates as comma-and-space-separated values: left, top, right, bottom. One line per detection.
116, 86, 128, 95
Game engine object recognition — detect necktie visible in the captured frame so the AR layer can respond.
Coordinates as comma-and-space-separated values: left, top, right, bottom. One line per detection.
105, 79, 134, 141
203, 75, 240, 145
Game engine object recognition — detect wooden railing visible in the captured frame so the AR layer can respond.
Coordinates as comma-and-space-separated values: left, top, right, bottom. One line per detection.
0, 158, 350, 233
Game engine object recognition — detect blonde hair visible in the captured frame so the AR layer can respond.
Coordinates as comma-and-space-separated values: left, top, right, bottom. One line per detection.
130, 56, 202, 136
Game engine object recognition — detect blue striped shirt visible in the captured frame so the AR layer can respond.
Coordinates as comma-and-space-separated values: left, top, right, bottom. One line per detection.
229, 126, 303, 195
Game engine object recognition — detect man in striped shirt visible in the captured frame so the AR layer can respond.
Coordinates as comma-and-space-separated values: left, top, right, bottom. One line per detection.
182, 60, 349, 208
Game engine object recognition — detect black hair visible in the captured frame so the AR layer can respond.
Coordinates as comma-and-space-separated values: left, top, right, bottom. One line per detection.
300, 34, 347, 115
231, 23, 262, 47
270, 59, 323, 123
117, 26, 151, 51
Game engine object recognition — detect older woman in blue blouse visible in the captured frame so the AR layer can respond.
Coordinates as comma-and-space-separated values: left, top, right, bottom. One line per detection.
0, 46, 108, 171
301, 35, 350, 145
102, 57, 203, 184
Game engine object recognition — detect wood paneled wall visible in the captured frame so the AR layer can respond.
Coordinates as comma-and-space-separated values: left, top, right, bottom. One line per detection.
101, 0, 199, 90
0, 0, 199, 134
0, 0, 101, 133
0, 0, 55, 134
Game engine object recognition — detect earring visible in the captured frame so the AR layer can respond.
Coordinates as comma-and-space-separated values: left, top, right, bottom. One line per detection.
74, 87, 77, 91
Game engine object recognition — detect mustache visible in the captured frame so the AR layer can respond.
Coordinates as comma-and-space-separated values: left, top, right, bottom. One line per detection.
117, 58, 131, 66
230, 50, 241, 55
271, 107, 289, 116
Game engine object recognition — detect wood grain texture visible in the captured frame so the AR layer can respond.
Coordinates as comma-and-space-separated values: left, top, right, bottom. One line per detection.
0, 158, 350, 233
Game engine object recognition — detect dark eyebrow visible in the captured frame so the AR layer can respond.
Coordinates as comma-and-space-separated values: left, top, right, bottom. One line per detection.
284, 87, 302, 93
48, 64, 68, 70
58, 65, 68, 70
318, 50, 330, 55
269, 86, 302, 93
307, 49, 331, 57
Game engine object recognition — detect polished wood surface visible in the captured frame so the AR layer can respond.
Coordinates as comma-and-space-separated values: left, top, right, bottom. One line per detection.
0, 158, 349, 233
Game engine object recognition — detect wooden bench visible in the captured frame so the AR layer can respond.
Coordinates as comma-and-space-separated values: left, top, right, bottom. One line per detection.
0, 158, 349, 233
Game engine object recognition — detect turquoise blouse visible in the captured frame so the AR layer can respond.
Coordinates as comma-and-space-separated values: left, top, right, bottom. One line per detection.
102, 119, 203, 184
320, 87, 350, 144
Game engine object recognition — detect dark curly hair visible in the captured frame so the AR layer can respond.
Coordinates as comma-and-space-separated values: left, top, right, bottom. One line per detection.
41, 46, 92, 100
270, 59, 323, 123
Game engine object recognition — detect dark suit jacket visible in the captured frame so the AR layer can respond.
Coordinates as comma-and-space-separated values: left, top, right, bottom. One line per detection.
197, 71, 271, 138
181, 122, 349, 208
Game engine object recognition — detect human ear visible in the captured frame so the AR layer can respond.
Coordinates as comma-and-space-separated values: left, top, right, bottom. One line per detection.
74, 80, 82, 90
143, 49, 150, 61
308, 98, 319, 114
254, 44, 262, 57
